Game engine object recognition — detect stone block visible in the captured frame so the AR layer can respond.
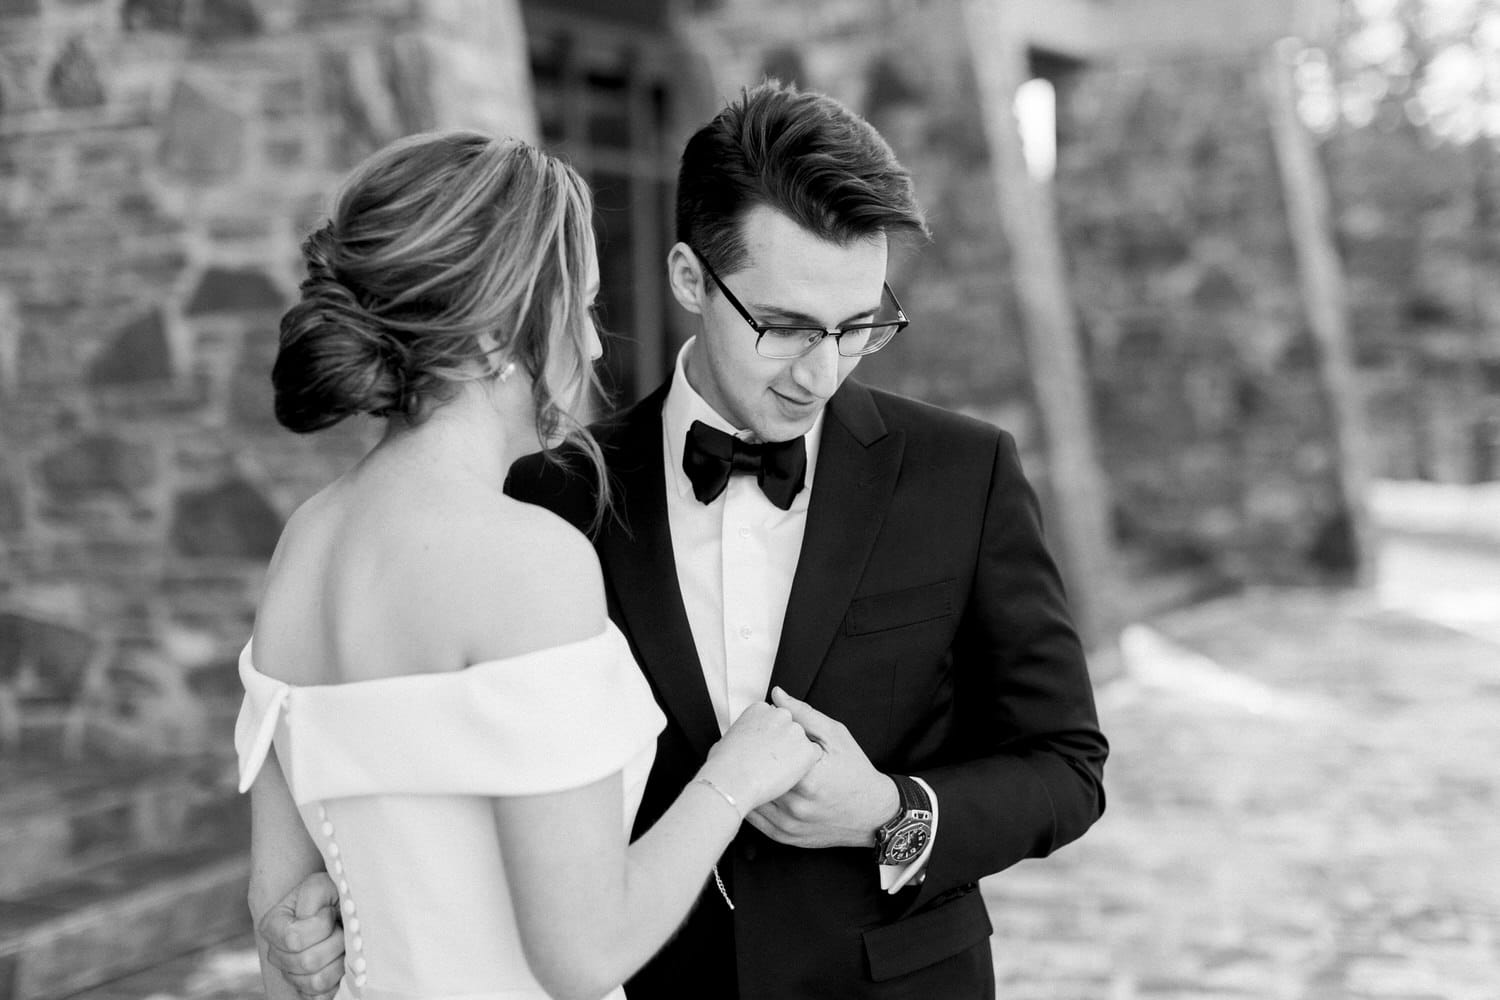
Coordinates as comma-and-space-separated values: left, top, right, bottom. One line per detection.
169, 478, 282, 559
87, 310, 174, 385
262, 77, 304, 119
183, 267, 284, 315
0, 611, 95, 696
46, 37, 105, 109
67, 802, 133, 859
122, 0, 185, 31
0, 0, 40, 17
265, 136, 304, 167
194, 0, 261, 39
184, 657, 239, 700
113, 193, 182, 238
157, 82, 245, 183
37, 433, 157, 498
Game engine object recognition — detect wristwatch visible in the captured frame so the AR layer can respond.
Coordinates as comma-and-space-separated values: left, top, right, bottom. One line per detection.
874, 774, 932, 866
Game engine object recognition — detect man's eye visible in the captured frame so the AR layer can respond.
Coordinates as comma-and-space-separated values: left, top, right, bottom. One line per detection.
766, 327, 819, 339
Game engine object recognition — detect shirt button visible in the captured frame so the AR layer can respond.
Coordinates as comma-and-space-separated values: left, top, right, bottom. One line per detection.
739, 626, 752, 639
339, 879, 350, 894
347, 916, 361, 934
352, 956, 367, 973
354, 974, 368, 988
321, 821, 334, 837
342, 898, 356, 916
738, 525, 750, 538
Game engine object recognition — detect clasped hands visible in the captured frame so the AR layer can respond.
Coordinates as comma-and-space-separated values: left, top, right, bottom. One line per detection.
257, 691, 897, 998
745, 688, 900, 850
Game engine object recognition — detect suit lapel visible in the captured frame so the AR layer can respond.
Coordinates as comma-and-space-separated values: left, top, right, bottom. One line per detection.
595, 387, 722, 760
770, 381, 904, 700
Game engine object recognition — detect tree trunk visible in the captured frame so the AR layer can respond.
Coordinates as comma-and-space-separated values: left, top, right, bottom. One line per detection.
1264, 39, 1377, 585
961, 0, 1121, 647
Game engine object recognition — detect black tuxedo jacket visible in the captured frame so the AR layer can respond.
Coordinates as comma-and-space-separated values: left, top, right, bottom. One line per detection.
508, 378, 1107, 999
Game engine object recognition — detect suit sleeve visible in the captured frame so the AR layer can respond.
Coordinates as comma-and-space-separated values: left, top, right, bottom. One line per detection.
504, 448, 601, 535
909, 430, 1108, 907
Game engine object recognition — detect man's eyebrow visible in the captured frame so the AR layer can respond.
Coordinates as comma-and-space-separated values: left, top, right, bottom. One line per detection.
744, 299, 882, 328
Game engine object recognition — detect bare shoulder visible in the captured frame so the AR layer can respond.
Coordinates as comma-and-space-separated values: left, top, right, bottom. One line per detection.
426, 491, 608, 665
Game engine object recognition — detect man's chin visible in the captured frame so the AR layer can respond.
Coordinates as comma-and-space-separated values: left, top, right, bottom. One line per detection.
756, 417, 818, 444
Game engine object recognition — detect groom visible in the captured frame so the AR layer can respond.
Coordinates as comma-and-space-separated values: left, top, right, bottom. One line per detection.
262, 82, 1107, 998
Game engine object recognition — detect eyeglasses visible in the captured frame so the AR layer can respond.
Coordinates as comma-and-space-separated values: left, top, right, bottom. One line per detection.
691, 248, 909, 360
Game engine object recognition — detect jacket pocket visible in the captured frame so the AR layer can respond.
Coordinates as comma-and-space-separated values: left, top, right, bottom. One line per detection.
845, 580, 957, 637
861, 885, 994, 982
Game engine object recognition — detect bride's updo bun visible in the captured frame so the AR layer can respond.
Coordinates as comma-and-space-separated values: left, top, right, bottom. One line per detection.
273, 225, 409, 432
270, 129, 606, 469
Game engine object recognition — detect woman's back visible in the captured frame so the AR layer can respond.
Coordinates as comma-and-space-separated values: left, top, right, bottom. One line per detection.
253, 440, 605, 689
239, 451, 664, 999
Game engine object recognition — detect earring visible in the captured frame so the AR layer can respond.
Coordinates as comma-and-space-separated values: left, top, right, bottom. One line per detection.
498, 361, 516, 384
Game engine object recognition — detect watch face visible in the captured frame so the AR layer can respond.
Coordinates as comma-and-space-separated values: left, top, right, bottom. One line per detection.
882, 821, 930, 864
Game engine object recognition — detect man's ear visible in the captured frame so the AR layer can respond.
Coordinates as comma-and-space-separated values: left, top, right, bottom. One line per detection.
666, 243, 707, 316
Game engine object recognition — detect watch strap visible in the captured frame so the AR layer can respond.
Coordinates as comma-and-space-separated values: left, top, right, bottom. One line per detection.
890, 773, 928, 816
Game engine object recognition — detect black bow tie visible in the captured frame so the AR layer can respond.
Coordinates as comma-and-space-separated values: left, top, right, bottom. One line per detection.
683, 420, 807, 510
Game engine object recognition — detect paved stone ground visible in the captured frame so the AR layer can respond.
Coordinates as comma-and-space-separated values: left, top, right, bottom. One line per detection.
74, 529, 1499, 1000
985, 565, 1500, 1000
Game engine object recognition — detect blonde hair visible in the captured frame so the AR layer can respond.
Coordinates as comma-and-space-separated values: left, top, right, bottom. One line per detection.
273, 130, 609, 515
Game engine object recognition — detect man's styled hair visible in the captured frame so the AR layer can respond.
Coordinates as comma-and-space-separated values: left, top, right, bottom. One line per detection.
676, 80, 930, 275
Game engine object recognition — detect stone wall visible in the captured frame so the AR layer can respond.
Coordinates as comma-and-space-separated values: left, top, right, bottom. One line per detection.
0, 0, 534, 759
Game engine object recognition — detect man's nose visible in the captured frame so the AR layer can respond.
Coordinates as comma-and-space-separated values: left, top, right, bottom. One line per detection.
791, 335, 842, 397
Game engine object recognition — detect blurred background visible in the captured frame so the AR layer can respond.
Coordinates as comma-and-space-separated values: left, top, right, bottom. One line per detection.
1, 0, 1497, 997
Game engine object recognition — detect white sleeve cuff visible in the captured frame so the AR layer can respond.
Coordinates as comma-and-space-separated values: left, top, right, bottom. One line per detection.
878, 776, 938, 894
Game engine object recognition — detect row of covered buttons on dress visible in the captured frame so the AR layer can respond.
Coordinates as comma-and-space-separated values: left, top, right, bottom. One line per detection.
314, 803, 367, 989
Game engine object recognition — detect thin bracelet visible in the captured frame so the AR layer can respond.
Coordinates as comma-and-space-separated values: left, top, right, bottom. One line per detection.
693, 776, 741, 819
692, 778, 739, 910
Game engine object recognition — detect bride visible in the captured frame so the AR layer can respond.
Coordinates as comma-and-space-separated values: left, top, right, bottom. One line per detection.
239, 130, 822, 1000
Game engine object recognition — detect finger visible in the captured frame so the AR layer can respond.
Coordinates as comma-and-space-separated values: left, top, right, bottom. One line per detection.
770, 686, 839, 742
285, 952, 347, 998
282, 923, 346, 978
743, 808, 783, 841
292, 871, 340, 920
265, 906, 340, 961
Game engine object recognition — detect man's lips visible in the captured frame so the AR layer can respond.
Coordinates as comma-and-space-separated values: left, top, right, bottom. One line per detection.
772, 389, 821, 408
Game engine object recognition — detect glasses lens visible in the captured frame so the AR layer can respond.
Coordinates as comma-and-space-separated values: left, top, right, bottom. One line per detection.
756, 328, 826, 359
837, 324, 900, 356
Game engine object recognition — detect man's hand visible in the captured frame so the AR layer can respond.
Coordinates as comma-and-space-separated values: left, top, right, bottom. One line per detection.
258, 872, 346, 1000
745, 688, 900, 849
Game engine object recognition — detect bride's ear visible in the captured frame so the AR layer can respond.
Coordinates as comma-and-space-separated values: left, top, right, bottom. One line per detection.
666, 243, 707, 317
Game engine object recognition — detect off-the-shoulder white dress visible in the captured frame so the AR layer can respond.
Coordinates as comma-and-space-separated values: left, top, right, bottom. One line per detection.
235, 623, 666, 1000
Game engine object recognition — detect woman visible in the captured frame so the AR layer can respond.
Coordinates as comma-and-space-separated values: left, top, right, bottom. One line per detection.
237, 131, 822, 1000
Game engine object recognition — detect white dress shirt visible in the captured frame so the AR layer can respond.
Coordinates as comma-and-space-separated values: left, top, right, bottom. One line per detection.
660, 339, 936, 893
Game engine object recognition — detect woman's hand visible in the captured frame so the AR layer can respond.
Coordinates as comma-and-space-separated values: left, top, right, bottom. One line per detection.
698, 687, 824, 811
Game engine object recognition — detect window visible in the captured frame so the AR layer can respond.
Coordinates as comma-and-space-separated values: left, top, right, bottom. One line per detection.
524, 4, 685, 406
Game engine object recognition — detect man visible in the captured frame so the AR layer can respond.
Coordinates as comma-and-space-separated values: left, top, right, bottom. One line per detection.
262, 81, 1106, 998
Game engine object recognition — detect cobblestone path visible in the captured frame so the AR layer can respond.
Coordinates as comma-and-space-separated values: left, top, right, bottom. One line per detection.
984, 574, 1500, 1000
